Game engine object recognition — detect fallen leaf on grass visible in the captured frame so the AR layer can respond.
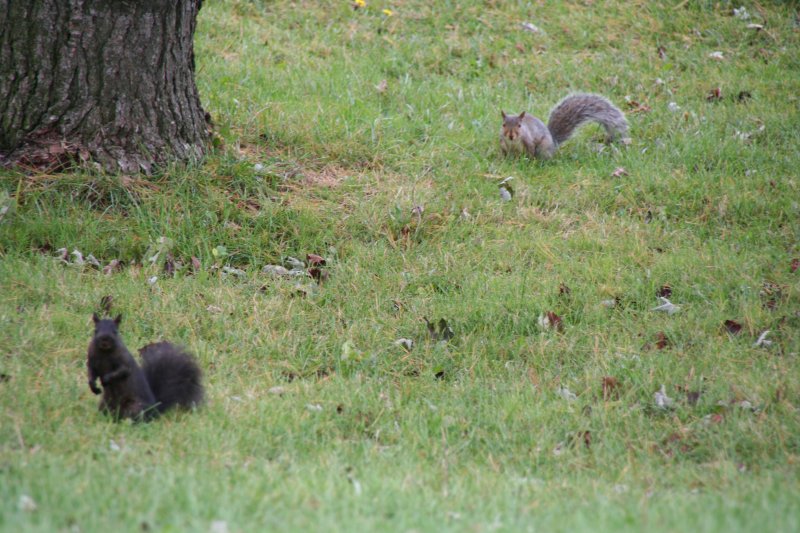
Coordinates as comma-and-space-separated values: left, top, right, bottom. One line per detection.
652, 297, 680, 315
286, 256, 305, 270
538, 312, 563, 331
18, 495, 36, 512
706, 87, 723, 101
292, 283, 315, 298
774, 385, 784, 403
394, 338, 414, 351
103, 259, 121, 276
760, 281, 783, 310
723, 319, 743, 335
734, 124, 765, 143
340, 340, 362, 362
424, 317, 454, 342
602, 376, 620, 400
222, 266, 246, 278
521, 22, 542, 34
753, 330, 772, 347
791, 258, 799, 273
99, 295, 114, 314
557, 386, 577, 402
347, 474, 363, 496
262, 265, 291, 277
611, 167, 628, 177
626, 100, 652, 114
223, 221, 241, 233
307, 267, 329, 283
209, 245, 228, 261
686, 390, 701, 406
656, 284, 672, 298
306, 253, 326, 266
654, 331, 670, 350
654, 385, 674, 410
498, 177, 514, 202
580, 430, 591, 448
733, 6, 750, 19
164, 255, 176, 277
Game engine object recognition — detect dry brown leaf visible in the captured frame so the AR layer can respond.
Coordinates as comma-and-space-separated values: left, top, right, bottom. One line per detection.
602, 376, 620, 400
656, 284, 672, 298
723, 319, 743, 335
654, 331, 670, 350
611, 167, 628, 177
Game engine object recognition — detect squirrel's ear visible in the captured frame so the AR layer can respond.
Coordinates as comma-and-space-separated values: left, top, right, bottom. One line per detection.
501, 110, 507, 119
113, 314, 122, 326
519, 111, 526, 118
92, 313, 100, 324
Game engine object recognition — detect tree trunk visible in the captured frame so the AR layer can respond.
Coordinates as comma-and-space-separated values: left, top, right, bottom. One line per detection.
0, 0, 209, 173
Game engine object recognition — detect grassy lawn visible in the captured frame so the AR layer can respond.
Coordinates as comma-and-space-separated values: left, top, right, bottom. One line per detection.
2, 0, 799, 531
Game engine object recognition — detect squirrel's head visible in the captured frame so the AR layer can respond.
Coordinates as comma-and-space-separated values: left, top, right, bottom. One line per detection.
91, 313, 123, 352
501, 111, 525, 141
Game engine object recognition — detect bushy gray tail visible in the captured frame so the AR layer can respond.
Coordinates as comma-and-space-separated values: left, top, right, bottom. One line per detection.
140, 342, 204, 414
547, 93, 628, 145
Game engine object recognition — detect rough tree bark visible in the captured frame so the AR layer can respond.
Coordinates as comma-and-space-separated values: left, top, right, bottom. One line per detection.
0, 0, 209, 173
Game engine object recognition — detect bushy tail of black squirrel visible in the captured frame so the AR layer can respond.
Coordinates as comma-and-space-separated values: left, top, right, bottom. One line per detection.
547, 93, 628, 146
140, 342, 204, 414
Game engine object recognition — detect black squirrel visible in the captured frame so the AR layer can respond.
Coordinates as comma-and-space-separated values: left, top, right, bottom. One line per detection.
500, 93, 628, 159
87, 314, 204, 421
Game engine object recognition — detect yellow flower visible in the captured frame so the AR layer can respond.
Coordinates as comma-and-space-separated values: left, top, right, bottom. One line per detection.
353, 0, 366, 7
382, 8, 393, 16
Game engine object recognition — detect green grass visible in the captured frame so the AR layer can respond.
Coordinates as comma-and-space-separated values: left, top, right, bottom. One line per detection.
2, 0, 800, 531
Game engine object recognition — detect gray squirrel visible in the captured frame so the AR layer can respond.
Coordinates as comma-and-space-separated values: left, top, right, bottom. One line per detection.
500, 93, 628, 159
87, 314, 204, 421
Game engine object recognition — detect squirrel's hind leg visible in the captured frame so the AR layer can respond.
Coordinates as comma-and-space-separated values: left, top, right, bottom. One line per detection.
534, 138, 556, 160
